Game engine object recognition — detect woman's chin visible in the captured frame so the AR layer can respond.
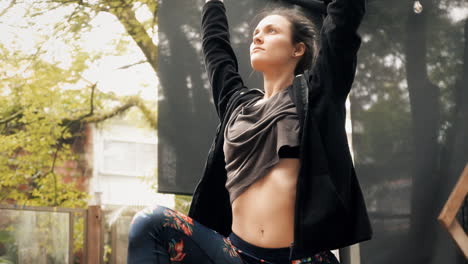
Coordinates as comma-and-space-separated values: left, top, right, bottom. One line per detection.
250, 60, 267, 73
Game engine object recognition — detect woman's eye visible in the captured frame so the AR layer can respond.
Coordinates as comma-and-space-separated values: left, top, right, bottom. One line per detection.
268, 28, 276, 33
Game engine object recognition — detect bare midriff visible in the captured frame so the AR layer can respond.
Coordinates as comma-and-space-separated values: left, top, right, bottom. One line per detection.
231, 158, 300, 248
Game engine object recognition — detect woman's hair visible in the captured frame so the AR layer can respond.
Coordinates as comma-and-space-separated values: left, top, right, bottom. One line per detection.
252, 6, 320, 75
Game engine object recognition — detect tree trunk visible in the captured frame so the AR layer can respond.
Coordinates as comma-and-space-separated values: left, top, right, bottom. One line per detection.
404, 0, 442, 262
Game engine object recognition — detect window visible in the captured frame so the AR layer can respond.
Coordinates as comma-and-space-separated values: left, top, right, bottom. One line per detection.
100, 140, 156, 177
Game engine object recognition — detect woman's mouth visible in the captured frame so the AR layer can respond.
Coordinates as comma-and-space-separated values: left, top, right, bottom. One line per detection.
252, 47, 264, 53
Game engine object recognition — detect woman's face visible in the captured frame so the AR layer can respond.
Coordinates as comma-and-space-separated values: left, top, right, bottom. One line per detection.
250, 15, 298, 73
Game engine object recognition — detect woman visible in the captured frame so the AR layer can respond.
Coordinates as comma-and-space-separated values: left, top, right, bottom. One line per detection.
127, 0, 372, 263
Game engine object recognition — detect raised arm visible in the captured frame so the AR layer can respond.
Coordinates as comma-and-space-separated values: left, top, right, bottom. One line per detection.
292, 0, 366, 103
202, 0, 246, 121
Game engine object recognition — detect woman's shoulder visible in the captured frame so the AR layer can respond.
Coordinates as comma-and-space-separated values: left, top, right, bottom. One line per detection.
225, 89, 263, 115
236, 88, 264, 106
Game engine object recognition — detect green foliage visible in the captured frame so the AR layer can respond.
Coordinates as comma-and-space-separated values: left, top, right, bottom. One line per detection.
174, 195, 192, 215
0, 43, 93, 208
0, 229, 15, 263
73, 215, 85, 253
1, 0, 160, 262
0, 0, 158, 208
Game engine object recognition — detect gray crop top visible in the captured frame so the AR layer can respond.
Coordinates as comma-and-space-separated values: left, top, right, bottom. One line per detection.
223, 86, 301, 204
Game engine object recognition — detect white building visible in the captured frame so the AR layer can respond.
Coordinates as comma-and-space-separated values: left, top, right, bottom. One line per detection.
87, 115, 174, 209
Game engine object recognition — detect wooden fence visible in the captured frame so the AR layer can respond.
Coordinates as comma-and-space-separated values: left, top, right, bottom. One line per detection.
0, 204, 103, 264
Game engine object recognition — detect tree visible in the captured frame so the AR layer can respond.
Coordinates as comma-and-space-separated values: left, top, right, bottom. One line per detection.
350, 0, 468, 263
0, 0, 157, 208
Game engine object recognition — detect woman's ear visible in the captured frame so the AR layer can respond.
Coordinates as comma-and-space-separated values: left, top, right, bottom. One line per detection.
293, 42, 306, 57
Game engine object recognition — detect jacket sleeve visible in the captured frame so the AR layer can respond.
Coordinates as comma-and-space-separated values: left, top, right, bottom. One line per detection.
202, 1, 246, 121
302, 0, 366, 103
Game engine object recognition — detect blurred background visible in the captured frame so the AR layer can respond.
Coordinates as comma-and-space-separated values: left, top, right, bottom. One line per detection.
0, 0, 467, 263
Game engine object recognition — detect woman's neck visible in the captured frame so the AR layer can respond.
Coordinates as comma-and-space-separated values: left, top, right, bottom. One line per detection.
262, 69, 295, 99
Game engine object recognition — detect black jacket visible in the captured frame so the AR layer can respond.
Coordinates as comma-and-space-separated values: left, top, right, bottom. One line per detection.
188, 0, 373, 255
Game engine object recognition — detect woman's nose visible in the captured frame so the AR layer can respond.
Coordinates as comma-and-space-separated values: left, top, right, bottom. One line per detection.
253, 34, 263, 44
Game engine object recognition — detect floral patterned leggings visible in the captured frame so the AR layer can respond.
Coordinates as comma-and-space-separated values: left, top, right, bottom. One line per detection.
127, 205, 340, 264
